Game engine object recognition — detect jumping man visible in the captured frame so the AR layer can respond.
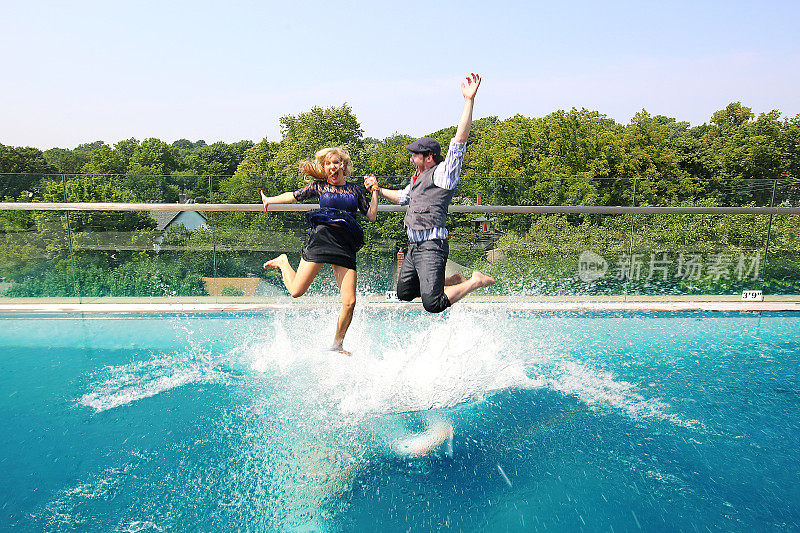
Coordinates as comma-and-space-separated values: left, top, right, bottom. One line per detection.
364, 73, 494, 312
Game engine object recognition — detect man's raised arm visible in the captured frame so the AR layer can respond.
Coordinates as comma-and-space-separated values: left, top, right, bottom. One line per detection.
453, 73, 481, 143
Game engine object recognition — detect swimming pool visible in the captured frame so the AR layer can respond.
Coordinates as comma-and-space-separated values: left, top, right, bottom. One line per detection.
2, 308, 799, 531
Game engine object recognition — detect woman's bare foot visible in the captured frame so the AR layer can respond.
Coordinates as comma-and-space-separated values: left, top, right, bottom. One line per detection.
393, 421, 454, 457
260, 190, 269, 211
330, 342, 351, 356
444, 273, 466, 286
470, 270, 495, 288
263, 253, 289, 270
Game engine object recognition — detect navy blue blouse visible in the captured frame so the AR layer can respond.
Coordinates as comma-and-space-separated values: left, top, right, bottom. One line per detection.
293, 180, 370, 247
293, 181, 369, 215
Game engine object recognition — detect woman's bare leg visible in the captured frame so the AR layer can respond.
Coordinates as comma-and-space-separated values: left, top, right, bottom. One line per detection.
331, 265, 357, 355
264, 254, 323, 297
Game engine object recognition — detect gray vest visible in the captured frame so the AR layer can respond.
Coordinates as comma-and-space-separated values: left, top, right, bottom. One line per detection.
403, 164, 456, 231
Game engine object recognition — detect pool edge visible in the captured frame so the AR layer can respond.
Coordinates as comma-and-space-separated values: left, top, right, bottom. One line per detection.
2, 299, 800, 313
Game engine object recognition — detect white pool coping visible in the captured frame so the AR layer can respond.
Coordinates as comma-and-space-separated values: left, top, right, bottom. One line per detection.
1, 295, 799, 314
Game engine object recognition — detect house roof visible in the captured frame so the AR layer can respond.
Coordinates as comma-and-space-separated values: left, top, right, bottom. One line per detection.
149, 210, 208, 231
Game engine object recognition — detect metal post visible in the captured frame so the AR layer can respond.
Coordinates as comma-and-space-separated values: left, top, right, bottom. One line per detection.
61, 175, 80, 303
761, 179, 777, 287
625, 178, 637, 301
210, 175, 218, 301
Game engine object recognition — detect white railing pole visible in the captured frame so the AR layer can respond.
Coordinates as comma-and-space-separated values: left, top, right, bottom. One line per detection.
1, 202, 800, 215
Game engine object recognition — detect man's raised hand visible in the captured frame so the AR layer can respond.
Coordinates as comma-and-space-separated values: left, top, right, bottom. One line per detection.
461, 73, 481, 100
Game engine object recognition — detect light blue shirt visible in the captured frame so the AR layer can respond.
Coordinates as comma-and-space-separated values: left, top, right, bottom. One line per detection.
398, 139, 467, 243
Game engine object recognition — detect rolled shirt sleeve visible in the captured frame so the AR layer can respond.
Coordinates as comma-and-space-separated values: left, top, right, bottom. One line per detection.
398, 138, 466, 204
397, 183, 413, 206
432, 139, 467, 190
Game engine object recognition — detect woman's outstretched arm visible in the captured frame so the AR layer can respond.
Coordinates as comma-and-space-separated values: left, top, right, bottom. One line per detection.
260, 190, 297, 211
365, 178, 379, 221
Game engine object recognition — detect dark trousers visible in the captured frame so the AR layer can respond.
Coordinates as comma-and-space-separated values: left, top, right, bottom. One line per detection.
396, 239, 451, 313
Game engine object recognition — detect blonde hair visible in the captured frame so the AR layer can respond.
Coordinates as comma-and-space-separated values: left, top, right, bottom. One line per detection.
298, 146, 353, 181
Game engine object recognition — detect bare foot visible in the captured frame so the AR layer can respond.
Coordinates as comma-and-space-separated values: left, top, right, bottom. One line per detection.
444, 273, 466, 286
470, 270, 495, 288
260, 190, 269, 211
330, 343, 351, 356
394, 422, 454, 457
263, 253, 289, 270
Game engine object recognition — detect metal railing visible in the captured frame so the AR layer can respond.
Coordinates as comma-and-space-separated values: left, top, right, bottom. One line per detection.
2, 200, 799, 302
2, 202, 800, 215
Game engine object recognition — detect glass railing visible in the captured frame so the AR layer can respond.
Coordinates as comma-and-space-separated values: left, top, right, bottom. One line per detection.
1, 174, 799, 302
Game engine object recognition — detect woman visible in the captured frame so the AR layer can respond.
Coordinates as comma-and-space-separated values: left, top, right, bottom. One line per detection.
260, 146, 378, 355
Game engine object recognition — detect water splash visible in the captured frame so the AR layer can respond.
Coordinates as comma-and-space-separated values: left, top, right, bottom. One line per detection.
78, 354, 222, 412
67, 307, 699, 531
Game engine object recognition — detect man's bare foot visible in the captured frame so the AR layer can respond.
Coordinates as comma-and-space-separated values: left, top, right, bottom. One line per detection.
470, 270, 495, 288
263, 253, 289, 270
444, 273, 466, 286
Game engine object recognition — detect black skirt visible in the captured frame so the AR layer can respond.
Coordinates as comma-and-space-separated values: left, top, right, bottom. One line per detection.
301, 224, 361, 270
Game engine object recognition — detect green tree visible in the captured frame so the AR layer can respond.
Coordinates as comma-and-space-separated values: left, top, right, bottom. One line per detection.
617, 110, 698, 205
81, 142, 127, 175
361, 134, 415, 186
780, 113, 800, 203
180, 140, 255, 200
272, 104, 364, 181
37, 175, 155, 232
127, 137, 179, 175
0, 144, 56, 198
218, 138, 281, 228
123, 138, 181, 202
712, 102, 754, 127
702, 103, 786, 204
465, 110, 620, 209
184, 140, 254, 177
233, 138, 279, 177
43, 148, 90, 174
75, 141, 106, 153
172, 138, 207, 156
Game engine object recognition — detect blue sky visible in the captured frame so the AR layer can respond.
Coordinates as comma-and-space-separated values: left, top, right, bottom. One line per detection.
2, 0, 799, 149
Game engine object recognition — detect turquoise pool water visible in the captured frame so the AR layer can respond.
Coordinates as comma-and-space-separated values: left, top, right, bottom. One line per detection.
2, 309, 799, 531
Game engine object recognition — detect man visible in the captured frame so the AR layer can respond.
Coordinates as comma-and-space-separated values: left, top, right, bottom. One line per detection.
364, 73, 495, 313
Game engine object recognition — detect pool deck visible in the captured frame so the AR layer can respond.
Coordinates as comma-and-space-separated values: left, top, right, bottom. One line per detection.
1, 295, 799, 313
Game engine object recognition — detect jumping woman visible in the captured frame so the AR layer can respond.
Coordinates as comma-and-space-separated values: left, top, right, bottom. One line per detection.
260, 147, 378, 355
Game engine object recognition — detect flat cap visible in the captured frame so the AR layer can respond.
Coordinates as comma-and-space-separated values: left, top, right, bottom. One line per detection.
405, 137, 441, 157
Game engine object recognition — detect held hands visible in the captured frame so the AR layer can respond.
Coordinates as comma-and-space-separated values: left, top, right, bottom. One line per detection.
461, 73, 481, 100
364, 175, 379, 193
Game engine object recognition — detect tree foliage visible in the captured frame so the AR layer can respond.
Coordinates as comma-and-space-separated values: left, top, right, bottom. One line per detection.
5, 100, 795, 210
272, 104, 364, 182
0, 144, 56, 198
37, 175, 155, 233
